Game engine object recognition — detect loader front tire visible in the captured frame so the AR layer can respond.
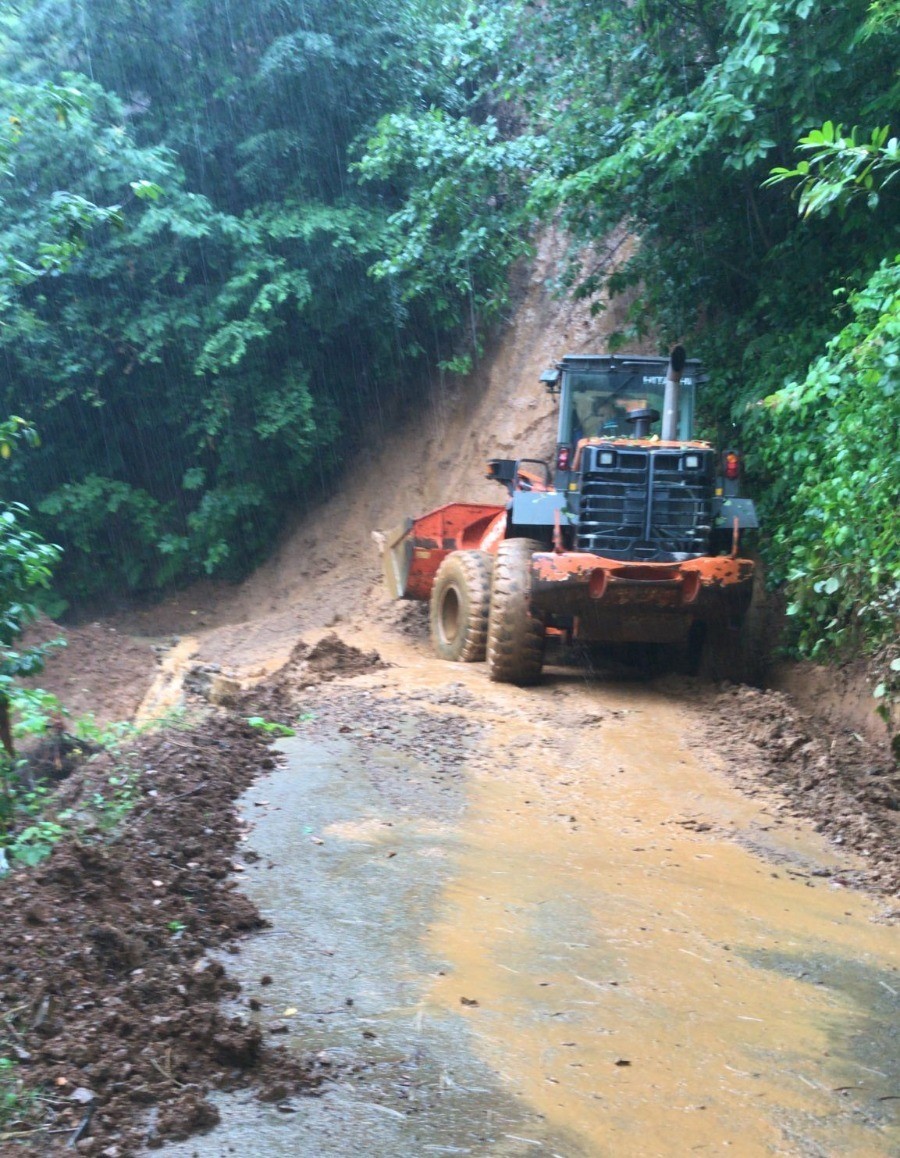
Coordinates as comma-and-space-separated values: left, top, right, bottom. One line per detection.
430, 550, 494, 662
487, 538, 546, 685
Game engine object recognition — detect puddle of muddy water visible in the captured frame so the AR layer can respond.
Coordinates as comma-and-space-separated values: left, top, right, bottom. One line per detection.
418, 674, 900, 1158
161, 680, 899, 1158
161, 730, 579, 1157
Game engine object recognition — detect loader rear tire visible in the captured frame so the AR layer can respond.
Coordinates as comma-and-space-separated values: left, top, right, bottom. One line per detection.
430, 550, 494, 662
691, 615, 763, 685
487, 538, 546, 685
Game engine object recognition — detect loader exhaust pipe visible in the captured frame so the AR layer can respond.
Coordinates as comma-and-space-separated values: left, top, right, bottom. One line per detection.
661, 345, 687, 441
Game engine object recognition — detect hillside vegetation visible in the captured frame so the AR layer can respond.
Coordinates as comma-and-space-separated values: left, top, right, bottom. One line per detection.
0, 0, 897, 683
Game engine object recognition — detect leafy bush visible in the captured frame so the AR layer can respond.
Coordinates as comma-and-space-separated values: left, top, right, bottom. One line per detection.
0, 497, 62, 763
38, 476, 166, 594
761, 256, 900, 662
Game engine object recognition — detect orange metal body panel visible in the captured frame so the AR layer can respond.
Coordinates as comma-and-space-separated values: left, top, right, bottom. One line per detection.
530, 551, 754, 642
394, 500, 753, 648
532, 551, 752, 593
403, 503, 506, 601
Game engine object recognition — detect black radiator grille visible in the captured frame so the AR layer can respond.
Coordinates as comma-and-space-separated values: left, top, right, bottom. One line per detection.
576, 448, 714, 560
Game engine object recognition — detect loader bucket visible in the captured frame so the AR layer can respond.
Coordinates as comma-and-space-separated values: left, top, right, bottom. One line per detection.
378, 503, 506, 600
380, 518, 414, 601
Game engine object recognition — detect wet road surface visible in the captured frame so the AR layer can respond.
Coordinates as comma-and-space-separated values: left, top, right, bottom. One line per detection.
162, 633, 899, 1156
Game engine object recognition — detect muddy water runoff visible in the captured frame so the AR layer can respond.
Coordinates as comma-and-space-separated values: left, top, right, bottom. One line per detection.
164, 650, 899, 1157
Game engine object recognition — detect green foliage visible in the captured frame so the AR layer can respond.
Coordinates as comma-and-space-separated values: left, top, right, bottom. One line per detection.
0, 416, 39, 460
246, 716, 296, 737
0, 500, 63, 765
761, 257, 900, 661
348, 0, 899, 434
0, 504, 60, 644
0, 706, 158, 866
357, 108, 541, 327
8, 687, 63, 739
38, 477, 166, 593
9, 818, 67, 866
0, 1057, 35, 1130
89, 770, 139, 831
0, 414, 63, 800
765, 121, 900, 217
0, 1, 456, 602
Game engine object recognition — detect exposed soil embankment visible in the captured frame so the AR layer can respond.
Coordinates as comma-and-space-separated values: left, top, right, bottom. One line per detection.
701, 682, 900, 903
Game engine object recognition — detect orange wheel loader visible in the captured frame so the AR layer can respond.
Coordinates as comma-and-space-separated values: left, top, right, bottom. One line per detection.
380, 348, 757, 684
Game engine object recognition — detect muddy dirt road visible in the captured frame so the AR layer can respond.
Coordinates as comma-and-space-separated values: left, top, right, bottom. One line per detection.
8, 241, 897, 1155
145, 614, 899, 1158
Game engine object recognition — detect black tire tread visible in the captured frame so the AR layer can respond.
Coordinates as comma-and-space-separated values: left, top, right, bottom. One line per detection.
430, 550, 494, 662
487, 538, 546, 685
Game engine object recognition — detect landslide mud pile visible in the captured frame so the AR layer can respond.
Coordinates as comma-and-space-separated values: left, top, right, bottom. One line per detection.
234, 633, 388, 725
0, 719, 326, 1156
706, 683, 900, 904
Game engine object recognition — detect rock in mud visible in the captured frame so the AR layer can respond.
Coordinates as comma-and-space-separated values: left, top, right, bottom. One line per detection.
153, 1090, 221, 1142
184, 664, 242, 706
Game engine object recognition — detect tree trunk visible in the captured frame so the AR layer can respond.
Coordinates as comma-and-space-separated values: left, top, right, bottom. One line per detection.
0, 696, 15, 760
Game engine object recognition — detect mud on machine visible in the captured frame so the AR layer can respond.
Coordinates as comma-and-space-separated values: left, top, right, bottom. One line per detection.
379, 348, 758, 684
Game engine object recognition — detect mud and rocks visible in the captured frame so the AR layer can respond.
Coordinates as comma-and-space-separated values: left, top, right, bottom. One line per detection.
3, 625, 899, 1153
235, 633, 388, 724
702, 682, 900, 905
0, 718, 325, 1156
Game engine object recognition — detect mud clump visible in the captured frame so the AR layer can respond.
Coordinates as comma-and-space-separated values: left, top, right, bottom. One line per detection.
304, 632, 387, 681
0, 718, 322, 1155
239, 631, 387, 724
183, 664, 242, 707
151, 1090, 221, 1144
704, 683, 900, 903
380, 598, 430, 641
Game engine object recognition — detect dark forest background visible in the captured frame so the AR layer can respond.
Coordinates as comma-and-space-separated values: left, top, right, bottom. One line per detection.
1, 0, 897, 676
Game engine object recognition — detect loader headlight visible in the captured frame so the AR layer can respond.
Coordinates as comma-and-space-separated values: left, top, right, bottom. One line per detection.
683, 454, 700, 470
598, 450, 616, 467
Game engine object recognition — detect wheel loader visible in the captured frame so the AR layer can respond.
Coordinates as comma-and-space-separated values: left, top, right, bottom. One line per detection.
380, 348, 757, 684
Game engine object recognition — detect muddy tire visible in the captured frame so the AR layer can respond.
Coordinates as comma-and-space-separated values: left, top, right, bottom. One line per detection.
487, 538, 546, 685
430, 550, 494, 662
688, 616, 761, 684
678, 565, 766, 684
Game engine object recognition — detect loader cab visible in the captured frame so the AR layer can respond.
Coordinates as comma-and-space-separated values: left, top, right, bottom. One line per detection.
552, 355, 701, 445
544, 354, 704, 487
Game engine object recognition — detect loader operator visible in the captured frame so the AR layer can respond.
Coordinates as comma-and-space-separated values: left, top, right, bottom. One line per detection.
578, 394, 627, 438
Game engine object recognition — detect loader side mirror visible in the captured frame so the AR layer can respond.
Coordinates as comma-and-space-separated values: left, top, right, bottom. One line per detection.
487, 458, 517, 486
540, 368, 560, 395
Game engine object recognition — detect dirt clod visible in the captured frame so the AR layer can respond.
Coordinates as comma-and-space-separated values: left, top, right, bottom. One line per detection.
236, 633, 387, 725
152, 1090, 221, 1142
